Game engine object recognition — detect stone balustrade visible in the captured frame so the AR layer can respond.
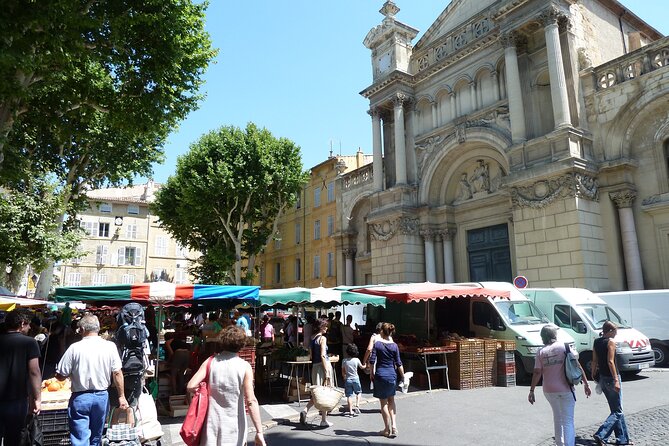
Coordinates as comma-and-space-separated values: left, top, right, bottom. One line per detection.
343, 163, 374, 191
594, 36, 669, 91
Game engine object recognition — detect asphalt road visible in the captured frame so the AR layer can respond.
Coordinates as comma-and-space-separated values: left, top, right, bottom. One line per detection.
160, 368, 669, 445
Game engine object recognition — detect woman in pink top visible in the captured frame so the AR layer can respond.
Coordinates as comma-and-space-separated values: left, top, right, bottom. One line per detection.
528, 324, 591, 446
257, 315, 275, 343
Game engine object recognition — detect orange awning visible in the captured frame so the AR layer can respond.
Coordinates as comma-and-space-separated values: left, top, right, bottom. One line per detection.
351, 282, 510, 304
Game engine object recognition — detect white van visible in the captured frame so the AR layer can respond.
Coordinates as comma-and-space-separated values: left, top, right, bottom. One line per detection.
598, 290, 669, 367
521, 288, 655, 375
441, 282, 575, 381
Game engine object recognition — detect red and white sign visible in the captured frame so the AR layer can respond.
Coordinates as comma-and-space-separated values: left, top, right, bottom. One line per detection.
513, 276, 528, 289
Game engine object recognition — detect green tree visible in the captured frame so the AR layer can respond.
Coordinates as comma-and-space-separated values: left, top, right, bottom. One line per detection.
0, 0, 216, 296
0, 0, 215, 171
153, 124, 309, 285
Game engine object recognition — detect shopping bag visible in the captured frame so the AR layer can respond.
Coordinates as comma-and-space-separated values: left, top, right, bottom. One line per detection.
136, 388, 164, 442
179, 356, 213, 446
20, 414, 43, 446
105, 407, 140, 446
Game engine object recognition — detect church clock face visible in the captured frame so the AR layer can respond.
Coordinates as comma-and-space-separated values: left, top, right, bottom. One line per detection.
378, 52, 391, 73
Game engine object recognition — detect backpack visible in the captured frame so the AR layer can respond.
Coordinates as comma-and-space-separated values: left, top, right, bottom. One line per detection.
116, 303, 149, 376
564, 342, 583, 386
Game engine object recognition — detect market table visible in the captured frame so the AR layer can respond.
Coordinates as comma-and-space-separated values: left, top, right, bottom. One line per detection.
284, 360, 312, 405
401, 346, 457, 392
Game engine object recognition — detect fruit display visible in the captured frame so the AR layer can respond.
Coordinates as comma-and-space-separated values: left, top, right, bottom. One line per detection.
41, 377, 71, 393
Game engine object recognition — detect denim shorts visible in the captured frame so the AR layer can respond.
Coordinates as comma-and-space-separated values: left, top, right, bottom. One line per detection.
345, 378, 362, 397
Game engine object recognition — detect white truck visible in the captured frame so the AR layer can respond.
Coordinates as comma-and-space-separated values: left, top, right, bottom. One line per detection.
443, 282, 575, 382
598, 290, 669, 367
520, 288, 655, 376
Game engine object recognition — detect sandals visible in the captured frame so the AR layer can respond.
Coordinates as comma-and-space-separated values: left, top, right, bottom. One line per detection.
379, 429, 390, 437
389, 427, 398, 438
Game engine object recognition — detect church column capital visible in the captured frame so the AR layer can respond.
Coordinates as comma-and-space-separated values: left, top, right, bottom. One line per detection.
610, 190, 637, 209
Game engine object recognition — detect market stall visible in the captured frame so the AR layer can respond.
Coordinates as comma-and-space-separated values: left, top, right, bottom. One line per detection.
257, 287, 386, 401
350, 282, 513, 391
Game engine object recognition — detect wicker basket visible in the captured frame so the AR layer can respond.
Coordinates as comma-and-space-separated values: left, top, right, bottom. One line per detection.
310, 385, 344, 412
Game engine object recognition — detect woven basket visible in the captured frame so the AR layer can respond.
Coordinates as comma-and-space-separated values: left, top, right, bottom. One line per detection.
310, 385, 344, 412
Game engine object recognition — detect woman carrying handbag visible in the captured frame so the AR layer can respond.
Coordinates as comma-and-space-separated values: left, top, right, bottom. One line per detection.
183, 326, 265, 446
299, 318, 335, 428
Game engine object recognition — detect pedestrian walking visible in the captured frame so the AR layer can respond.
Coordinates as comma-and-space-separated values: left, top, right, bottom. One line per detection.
341, 315, 358, 358
528, 324, 591, 446
299, 318, 334, 427
257, 314, 275, 343
341, 343, 365, 416
186, 325, 266, 446
56, 313, 128, 446
369, 322, 405, 438
0, 310, 42, 445
591, 321, 634, 445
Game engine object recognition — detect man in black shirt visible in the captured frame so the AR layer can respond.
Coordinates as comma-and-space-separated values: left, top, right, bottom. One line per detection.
0, 310, 42, 444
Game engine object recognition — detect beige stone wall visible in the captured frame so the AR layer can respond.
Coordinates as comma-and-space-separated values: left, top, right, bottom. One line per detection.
371, 232, 424, 284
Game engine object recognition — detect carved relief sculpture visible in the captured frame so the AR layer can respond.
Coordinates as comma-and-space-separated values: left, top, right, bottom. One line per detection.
511, 173, 599, 208
456, 173, 473, 202
469, 159, 490, 194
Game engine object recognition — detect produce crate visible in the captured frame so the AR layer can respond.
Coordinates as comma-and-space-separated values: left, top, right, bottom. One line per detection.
497, 373, 516, 387
239, 346, 256, 372
38, 409, 69, 433
498, 362, 516, 375
496, 350, 515, 362
496, 340, 516, 351
43, 431, 71, 446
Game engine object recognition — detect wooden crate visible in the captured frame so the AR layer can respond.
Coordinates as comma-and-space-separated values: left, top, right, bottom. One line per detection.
169, 395, 189, 417
496, 340, 516, 351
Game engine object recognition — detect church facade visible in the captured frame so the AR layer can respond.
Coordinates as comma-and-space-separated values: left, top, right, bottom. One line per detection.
336, 0, 669, 291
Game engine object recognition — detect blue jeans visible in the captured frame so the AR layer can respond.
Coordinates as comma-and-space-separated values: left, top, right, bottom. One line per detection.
0, 398, 28, 445
68, 390, 109, 446
595, 375, 629, 444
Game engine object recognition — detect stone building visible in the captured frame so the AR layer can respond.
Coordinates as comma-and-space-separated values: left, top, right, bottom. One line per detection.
338, 0, 669, 291
56, 182, 194, 287
257, 150, 373, 289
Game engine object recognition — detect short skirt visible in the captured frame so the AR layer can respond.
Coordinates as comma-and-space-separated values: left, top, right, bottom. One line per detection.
372, 376, 396, 399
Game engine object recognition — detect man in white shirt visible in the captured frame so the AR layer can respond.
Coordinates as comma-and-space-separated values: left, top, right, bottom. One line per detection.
56, 314, 128, 446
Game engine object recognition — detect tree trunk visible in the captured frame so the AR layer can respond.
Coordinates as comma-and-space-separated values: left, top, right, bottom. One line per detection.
34, 207, 68, 299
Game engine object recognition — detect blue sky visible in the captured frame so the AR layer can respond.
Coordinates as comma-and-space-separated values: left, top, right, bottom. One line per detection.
150, 1, 668, 183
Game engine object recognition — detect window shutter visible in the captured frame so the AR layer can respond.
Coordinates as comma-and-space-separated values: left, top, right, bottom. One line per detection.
117, 247, 126, 266
135, 247, 143, 266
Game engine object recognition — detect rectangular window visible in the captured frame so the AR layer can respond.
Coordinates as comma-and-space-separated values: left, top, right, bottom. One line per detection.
98, 222, 110, 238
294, 258, 301, 281
296, 192, 302, 209
66, 273, 81, 286
127, 204, 140, 215
151, 268, 166, 281
125, 224, 138, 239
327, 252, 334, 277
314, 188, 321, 208
99, 202, 112, 213
274, 235, 281, 250
175, 268, 187, 284
92, 272, 106, 286
176, 243, 188, 258
314, 220, 321, 240
295, 223, 301, 244
313, 255, 320, 279
327, 215, 334, 236
118, 246, 142, 266
121, 274, 135, 285
81, 221, 98, 237
327, 181, 335, 202
95, 245, 108, 265
155, 236, 168, 256
274, 262, 281, 284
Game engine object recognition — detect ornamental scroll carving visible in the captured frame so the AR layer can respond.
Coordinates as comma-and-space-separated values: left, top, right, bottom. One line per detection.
369, 216, 420, 241
609, 190, 636, 208
510, 173, 599, 208
415, 135, 445, 173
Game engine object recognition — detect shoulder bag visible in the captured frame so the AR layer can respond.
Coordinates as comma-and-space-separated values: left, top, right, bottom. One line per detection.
564, 342, 583, 386
179, 356, 214, 446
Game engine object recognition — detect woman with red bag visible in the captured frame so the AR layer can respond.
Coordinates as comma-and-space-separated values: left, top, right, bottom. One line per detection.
185, 325, 266, 446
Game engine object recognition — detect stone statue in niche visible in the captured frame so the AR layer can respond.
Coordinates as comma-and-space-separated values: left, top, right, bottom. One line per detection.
456, 173, 473, 202
469, 159, 490, 194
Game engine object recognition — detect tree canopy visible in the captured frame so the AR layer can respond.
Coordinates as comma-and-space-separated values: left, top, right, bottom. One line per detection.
152, 123, 309, 285
0, 0, 216, 295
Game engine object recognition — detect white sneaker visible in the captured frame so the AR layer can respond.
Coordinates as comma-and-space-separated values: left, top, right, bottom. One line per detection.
320, 420, 333, 427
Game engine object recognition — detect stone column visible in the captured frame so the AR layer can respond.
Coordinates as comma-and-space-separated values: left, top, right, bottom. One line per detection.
406, 104, 417, 184
435, 234, 445, 283
441, 229, 456, 282
540, 7, 572, 129
610, 191, 644, 290
422, 230, 437, 283
343, 248, 357, 286
492, 71, 500, 101
449, 91, 457, 120
469, 81, 477, 111
431, 102, 439, 128
501, 32, 527, 143
369, 107, 384, 192
393, 93, 409, 185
